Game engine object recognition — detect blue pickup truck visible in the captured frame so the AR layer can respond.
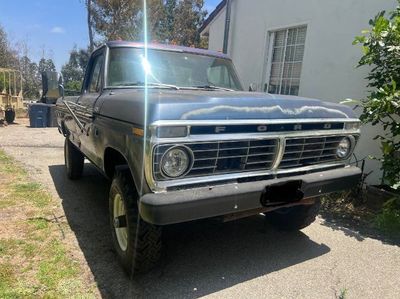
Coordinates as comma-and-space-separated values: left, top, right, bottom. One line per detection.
56, 41, 361, 275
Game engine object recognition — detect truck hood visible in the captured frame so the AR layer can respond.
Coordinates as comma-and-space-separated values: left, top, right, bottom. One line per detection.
98, 89, 357, 125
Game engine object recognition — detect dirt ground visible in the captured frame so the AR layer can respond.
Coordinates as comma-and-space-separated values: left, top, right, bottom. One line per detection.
1, 119, 400, 299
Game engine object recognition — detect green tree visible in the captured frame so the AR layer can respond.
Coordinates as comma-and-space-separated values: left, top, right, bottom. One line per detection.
89, 0, 207, 46
158, 0, 176, 42
353, 3, 400, 188
38, 58, 56, 74
19, 56, 40, 99
61, 46, 89, 91
91, 0, 142, 40
171, 0, 206, 47
0, 25, 19, 69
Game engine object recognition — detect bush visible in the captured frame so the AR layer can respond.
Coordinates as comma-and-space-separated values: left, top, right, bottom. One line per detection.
353, 3, 400, 189
375, 197, 400, 236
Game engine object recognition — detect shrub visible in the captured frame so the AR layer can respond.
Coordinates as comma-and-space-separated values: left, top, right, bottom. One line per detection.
353, 2, 400, 189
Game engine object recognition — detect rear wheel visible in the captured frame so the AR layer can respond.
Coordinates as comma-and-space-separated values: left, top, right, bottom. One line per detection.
64, 138, 84, 180
109, 167, 162, 276
265, 198, 321, 231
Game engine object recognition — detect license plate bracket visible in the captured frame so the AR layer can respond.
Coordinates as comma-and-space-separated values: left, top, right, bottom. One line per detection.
260, 180, 304, 206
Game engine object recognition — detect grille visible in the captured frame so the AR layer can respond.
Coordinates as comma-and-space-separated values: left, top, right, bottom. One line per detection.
279, 135, 353, 169
153, 139, 278, 180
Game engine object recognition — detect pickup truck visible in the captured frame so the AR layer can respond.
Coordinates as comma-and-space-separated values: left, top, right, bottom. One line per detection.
56, 41, 361, 275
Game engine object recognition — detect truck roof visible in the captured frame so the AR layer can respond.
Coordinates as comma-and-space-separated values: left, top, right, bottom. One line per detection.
105, 41, 230, 60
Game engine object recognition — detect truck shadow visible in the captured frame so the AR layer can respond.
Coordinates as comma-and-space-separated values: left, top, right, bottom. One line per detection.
49, 164, 330, 299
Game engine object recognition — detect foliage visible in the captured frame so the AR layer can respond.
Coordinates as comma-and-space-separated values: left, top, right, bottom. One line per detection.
38, 57, 56, 74
90, 0, 143, 41
89, 0, 207, 47
0, 24, 56, 100
0, 26, 18, 68
61, 46, 89, 92
375, 197, 400, 237
19, 56, 41, 99
172, 0, 207, 47
354, 3, 400, 189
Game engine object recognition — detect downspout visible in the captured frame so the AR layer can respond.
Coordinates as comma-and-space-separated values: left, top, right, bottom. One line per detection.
222, 0, 232, 54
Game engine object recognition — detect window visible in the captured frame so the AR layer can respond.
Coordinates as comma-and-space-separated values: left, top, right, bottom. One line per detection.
88, 54, 103, 93
267, 26, 307, 96
106, 48, 243, 90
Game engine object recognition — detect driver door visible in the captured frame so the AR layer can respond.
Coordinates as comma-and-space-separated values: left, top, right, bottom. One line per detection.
76, 49, 105, 163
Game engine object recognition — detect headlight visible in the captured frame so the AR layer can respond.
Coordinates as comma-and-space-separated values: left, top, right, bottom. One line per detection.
160, 146, 192, 178
336, 137, 352, 159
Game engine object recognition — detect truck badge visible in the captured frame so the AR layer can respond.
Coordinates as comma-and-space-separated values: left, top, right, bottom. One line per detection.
215, 126, 226, 133
294, 124, 302, 130
257, 125, 267, 132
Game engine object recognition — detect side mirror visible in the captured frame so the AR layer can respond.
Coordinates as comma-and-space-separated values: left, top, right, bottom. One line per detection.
41, 71, 63, 103
58, 83, 65, 100
249, 83, 257, 92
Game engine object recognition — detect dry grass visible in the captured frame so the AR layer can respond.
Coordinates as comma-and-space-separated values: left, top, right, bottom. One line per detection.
0, 149, 97, 298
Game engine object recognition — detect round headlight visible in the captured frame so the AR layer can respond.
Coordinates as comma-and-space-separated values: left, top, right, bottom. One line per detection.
336, 137, 351, 159
161, 146, 192, 178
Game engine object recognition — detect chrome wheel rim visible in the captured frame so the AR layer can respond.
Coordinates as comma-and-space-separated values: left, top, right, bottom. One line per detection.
113, 194, 128, 251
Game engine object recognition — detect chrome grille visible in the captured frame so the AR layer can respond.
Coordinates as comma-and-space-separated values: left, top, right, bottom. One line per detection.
279, 135, 353, 169
153, 139, 278, 180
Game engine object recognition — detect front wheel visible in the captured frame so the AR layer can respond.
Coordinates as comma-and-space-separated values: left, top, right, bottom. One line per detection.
265, 198, 321, 231
109, 167, 162, 276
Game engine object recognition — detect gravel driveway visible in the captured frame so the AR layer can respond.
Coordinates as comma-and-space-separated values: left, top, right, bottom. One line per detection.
1, 120, 399, 299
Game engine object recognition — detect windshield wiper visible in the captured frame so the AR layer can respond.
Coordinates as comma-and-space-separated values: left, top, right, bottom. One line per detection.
191, 85, 235, 91
111, 81, 180, 90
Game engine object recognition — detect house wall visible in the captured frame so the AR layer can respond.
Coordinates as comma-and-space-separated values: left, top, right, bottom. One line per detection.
206, 0, 397, 184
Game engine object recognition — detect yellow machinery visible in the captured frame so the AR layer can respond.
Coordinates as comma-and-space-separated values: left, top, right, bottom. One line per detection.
0, 68, 23, 110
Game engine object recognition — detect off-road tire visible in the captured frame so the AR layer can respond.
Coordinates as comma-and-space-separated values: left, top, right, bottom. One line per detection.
265, 198, 321, 231
64, 138, 84, 180
109, 167, 162, 276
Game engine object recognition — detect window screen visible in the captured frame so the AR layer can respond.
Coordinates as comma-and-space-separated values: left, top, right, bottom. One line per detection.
268, 26, 307, 96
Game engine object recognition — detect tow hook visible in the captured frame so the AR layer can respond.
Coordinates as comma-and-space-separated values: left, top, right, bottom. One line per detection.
114, 216, 127, 228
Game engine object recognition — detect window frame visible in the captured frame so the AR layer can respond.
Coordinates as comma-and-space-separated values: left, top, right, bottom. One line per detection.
82, 47, 105, 95
264, 24, 308, 96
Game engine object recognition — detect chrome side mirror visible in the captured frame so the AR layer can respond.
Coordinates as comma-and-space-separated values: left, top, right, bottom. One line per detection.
249, 83, 257, 92
58, 83, 65, 100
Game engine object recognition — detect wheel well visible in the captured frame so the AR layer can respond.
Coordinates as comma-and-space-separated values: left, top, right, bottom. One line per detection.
104, 147, 129, 179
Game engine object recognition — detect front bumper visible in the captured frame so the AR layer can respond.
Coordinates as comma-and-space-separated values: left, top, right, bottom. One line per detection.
139, 166, 361, 225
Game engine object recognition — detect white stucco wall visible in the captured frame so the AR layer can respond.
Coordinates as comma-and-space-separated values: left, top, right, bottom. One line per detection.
206, 0, 397, 184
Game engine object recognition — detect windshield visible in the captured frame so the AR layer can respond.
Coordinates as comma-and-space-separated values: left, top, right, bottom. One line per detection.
106, 47, 243, 90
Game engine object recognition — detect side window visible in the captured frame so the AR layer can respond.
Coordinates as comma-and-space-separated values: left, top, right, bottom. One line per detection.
87, 54, 103, 93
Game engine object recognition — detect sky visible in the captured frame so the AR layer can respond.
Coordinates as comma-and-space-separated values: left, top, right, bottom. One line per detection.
0, 0, 221, 71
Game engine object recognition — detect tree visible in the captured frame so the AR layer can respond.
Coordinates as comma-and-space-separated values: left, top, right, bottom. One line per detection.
353, 3, 400, 189
61, 46, 90, 91
91, 0, 142, 40
0, 25, 19, 69
158, 0, 176, 42
89, 0, 207, 47
19, 55, 40, 99
38, 58, 56, 74
171, 0, 207, 47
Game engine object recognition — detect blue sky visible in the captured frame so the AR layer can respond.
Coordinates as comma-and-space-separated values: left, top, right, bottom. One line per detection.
0, 0, 221, 71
